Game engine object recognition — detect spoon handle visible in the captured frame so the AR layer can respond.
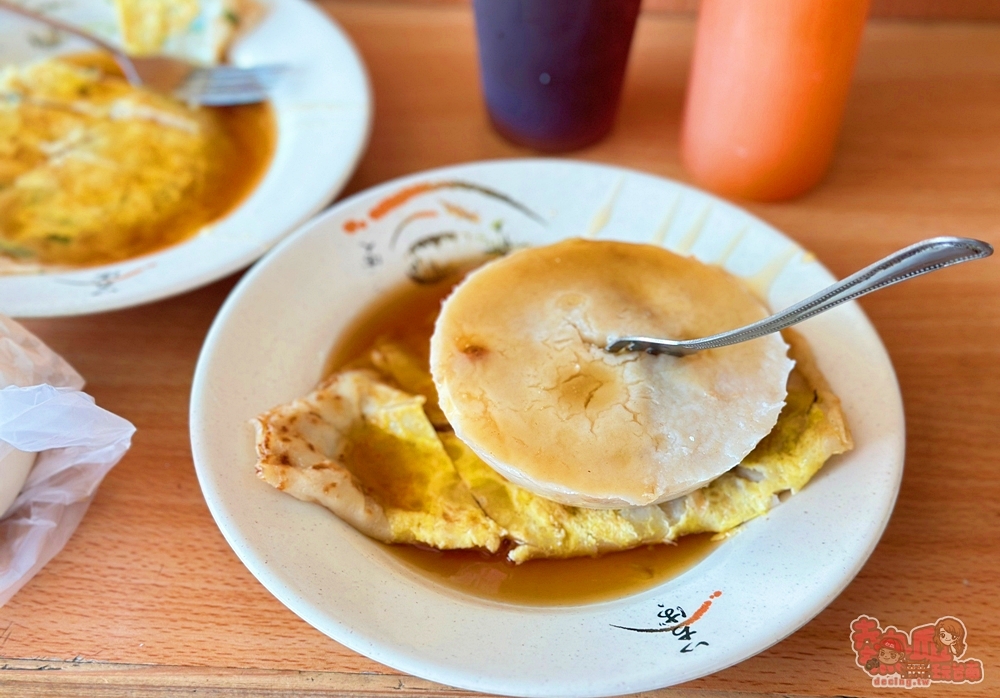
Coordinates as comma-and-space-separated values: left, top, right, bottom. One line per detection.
608, 236, 993, 356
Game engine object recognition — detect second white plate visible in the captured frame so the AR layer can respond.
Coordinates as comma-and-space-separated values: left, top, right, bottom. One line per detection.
0, 0, 371, 317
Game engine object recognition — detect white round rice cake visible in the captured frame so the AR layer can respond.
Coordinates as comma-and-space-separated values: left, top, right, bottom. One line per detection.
429, 239, 793, 507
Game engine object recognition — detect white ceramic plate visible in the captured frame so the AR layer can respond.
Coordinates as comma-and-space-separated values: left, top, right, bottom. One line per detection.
190, 159, 905, 697
0, 0, 371, 317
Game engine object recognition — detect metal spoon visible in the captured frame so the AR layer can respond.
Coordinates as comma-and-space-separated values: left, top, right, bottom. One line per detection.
606, 236, 993, 357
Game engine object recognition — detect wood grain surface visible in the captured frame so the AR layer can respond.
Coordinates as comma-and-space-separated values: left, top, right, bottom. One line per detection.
3, 2, 999, 696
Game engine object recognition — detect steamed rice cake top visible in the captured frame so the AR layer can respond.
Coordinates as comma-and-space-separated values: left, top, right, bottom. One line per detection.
429, 239, 794, 507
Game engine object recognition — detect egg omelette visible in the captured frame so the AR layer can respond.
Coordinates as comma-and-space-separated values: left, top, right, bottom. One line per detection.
253, 329, 852, 564
0, 55, 273, 267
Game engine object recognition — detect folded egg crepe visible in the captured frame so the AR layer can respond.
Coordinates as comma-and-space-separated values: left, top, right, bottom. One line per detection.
253, 330, 852, 563
253, 369, 503, 552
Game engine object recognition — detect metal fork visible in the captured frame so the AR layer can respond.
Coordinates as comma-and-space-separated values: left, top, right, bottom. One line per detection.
606, 236, 994, 357
0, 0, 283, 105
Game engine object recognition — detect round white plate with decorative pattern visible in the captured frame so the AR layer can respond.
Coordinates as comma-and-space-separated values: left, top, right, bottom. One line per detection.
190, 159, 905, 697
0, 0, 370, 317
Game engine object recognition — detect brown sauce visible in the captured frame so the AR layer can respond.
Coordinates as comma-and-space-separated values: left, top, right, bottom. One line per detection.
328, 274, 720, 606
387, 536, 718, 606
168, 98, 275, 254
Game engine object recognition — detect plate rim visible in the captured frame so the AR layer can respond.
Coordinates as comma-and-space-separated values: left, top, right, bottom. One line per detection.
190, 157, 906, 697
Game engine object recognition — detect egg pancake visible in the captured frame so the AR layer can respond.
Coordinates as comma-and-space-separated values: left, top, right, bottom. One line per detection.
448, 330, 851, 562
253, 369, 504, 551
0, 56, 273, 267
443, 432, 674, 564
254, 330, 851, 563
368, 338, 449, 429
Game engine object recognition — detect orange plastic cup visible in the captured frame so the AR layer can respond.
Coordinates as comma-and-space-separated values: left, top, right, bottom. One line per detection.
680, 0, 870, 201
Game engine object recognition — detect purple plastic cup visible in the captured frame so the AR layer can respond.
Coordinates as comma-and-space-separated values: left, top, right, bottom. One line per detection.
472, 0, 641, 152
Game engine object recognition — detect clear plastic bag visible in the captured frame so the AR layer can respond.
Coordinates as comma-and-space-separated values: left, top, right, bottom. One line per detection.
0, 316, 135, 606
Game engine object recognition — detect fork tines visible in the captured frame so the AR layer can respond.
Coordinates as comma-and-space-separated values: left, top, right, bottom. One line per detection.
178, 65, 287, 106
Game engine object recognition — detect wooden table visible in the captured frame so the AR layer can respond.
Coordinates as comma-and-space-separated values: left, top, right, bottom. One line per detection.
4, 2, 999, 696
